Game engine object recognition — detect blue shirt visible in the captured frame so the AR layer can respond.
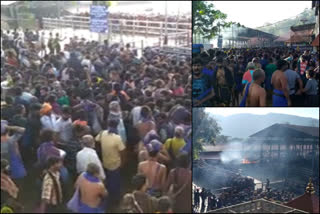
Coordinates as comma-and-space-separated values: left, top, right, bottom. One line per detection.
192, 74, 213, 106
202, 67, 214, 77
192, 44, 204, 54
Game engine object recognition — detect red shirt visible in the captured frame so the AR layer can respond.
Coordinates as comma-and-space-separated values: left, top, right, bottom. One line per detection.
300, 61, 307, 75
6, 57, 19, 68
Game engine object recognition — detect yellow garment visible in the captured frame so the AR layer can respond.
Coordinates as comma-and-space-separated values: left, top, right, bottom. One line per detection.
95, 130, 125, 170
164, 137, 186, 157
97, 77, 103, 84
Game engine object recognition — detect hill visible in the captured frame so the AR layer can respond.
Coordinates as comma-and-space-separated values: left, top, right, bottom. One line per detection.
210, 113, 319, 138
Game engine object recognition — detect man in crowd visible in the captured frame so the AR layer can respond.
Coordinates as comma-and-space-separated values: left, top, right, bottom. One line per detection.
192, 57, 215, 107
39, 156, 64, 213
95, 119, 125, 208
240, 69, 266, 107
284, 61, 303, 106
138, 139, 167, 198
271, 59, 291, 106
76, 135, 105, 180
74, 163, 108, 213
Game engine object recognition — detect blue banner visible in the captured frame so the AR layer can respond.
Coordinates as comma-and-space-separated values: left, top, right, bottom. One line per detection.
90, 5, 108, 33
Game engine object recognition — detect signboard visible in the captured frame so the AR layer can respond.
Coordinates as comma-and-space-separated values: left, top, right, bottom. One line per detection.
90, 5, 108, 33
192, 44, 204, 54
290, 43, 313, 51
217, 35, 223, 48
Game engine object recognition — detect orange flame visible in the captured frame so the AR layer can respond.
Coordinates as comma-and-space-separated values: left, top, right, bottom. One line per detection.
242, 158, 256, 164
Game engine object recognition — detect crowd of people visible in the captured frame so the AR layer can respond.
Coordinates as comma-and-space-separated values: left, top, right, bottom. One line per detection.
192, 47, 319, 107
1, 27, 192, 213
193, 175, 297, 213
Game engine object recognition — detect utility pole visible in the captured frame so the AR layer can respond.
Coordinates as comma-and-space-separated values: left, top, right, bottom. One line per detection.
164, 1, 168, 45
232, 24, 234, 48
57, 1, 62, 35
175, 6, 180, 46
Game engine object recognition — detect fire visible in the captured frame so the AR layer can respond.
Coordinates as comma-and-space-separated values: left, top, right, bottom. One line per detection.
242, 158, 256, 164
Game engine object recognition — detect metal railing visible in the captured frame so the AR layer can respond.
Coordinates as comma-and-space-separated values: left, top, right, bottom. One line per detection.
42, 15, 191, 48
42, 15, 191, 37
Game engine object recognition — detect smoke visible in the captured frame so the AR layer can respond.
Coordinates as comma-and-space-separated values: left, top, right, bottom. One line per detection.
210, 24, 251, 48
193, 122, 319, 198
220, 139, 264, 164
220, 141, 243, 163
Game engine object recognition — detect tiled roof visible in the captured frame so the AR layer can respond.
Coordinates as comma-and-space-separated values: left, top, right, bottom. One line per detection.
286, 193, 319, 213
250, 123, 319, 138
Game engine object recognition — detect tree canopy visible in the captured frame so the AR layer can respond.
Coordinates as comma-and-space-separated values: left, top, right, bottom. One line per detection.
193, 1, 235, 39
193, 108, 221, 159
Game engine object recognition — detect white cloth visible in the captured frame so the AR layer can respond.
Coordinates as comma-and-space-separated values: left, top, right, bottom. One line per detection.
41, 114, 59, 132
61, 68, 70, 81
76, 147, 106, 180
131, 106, 142, 126
55, 118, 73, 143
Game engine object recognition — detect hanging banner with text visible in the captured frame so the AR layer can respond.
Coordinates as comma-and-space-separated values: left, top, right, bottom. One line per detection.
90, 5, 108, 33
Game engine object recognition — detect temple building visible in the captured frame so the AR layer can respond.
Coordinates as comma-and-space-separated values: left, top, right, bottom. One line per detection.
286, 178, 319, 213
285, 23, 315, 50
311, 1, 320, 51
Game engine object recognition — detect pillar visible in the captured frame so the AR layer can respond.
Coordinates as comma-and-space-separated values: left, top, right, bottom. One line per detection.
260, 143, 263, 160
269, 144, 272, 160
312, 143, 315, 176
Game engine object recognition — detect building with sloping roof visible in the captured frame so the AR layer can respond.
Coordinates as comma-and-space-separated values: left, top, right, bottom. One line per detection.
311, 1, 320, 50
286, 23, 315, 49
248, 123, 319, 196
223, 25, 277, 48
286, 178, 319, 213
248, 123, 318, 167
250, 123, 319, 138
208, 198, 307, 213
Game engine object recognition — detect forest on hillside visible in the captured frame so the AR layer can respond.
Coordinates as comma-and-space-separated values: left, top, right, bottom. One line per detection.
256, 8, 316, 37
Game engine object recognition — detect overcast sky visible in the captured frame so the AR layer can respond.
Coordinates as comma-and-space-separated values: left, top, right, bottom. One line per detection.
212, 1, 312, 28
1, 1, 191, 15
205, 108, 319, 119
1, 1, 15, 5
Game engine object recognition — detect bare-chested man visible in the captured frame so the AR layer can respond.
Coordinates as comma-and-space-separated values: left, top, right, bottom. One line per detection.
75, 163, 107, 213
271, 59, 291, 106
138, 139, 167, 197
241, 69, 266, 107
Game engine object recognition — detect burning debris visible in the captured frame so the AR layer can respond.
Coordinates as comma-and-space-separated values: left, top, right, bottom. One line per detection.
241, 158, 257, 164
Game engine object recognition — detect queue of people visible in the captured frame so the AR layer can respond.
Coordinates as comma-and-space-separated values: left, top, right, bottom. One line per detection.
193, 176, 296, 213
1, 28, 191, 213
192, 47, 319, 107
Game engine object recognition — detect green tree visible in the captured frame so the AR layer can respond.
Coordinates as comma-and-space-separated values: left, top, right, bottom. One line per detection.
193, 108, 221, 159
92, 1, 112, 7
193, 1, 233, 40
215, 135, 231, 145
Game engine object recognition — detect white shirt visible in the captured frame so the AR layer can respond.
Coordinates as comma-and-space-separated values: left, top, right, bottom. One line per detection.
131, 106, 142, 126
55, 118, 73, 142
41, 114, 59, 132
76, 147, 106, 180
61, 68, 70, 81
